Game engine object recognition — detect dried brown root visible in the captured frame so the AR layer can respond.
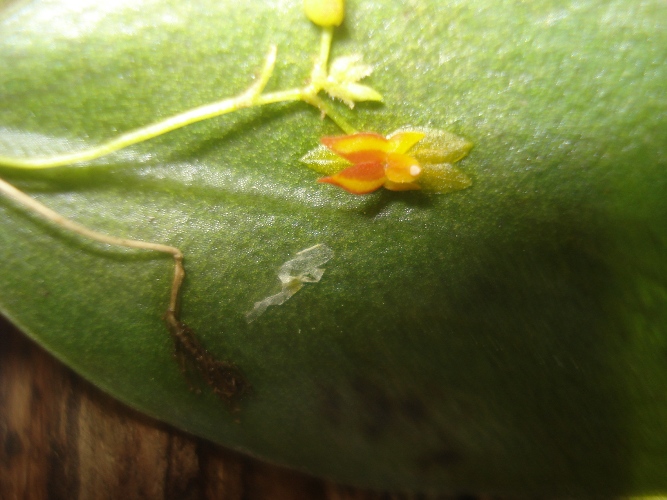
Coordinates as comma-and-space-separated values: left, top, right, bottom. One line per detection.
164, 310, 250, 407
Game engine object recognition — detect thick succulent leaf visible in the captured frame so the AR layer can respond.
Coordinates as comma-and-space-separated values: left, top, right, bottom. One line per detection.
1, 0, 666, 495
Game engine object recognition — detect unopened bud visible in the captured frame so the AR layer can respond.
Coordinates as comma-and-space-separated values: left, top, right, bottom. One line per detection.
304, 0, 345, 27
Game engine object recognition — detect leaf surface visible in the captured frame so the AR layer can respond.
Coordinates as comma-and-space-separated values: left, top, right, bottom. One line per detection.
1, 0, 666, 494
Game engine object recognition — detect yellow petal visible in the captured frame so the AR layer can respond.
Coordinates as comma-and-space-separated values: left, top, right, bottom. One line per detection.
387, 131, 426, 154
321, 133, 391, 157
383, 180, 421, 192
384, 152, 422, 183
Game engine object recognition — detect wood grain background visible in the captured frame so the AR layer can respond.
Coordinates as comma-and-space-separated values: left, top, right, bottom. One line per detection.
0, 315, 502, 500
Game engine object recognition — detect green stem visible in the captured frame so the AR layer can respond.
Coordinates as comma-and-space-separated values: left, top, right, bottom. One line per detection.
303, 94, 358, 134
0, 36, 354, 170
310, 26, 334, 84
0, 27, 360, 171
0, 87, 306, 170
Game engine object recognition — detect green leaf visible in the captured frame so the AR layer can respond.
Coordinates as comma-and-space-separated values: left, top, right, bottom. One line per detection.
1, 0, 666, 495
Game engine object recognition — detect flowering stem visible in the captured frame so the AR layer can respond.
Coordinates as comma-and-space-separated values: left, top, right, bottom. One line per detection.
0, 86, 307, 169
0, 31, 355, 170
310, 26, 334, 84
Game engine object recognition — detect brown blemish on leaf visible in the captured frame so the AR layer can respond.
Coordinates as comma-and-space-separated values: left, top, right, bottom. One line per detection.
164, 311, 249, 408
399, 396, 428, 424
416, 446, 464, 472
324, 378, 466, 472
351, 378, 393, 441
318, 385, 344, 427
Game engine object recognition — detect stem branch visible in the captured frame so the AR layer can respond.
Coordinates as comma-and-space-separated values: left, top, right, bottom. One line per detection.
0, 28, 357, 171
0, 47, 298, 170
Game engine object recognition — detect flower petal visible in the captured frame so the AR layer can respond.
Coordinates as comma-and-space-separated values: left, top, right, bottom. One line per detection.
324, 82, 383, 108
321, 133, 391, 159
328, 54, 373, 83
384, 152, 422, 183
383, 180, 421, 192
387, 131, 425, 154
318, 161, 386, 194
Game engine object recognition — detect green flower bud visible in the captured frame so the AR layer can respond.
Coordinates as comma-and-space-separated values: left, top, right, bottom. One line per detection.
303, 0, 345, 27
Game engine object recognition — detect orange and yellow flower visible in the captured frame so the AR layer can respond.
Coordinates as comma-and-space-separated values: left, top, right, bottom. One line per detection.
301, 128, 473, 195
318, 131, 425, 194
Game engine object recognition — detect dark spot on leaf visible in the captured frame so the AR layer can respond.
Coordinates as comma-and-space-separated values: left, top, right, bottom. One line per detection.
399, 396, 427, 423
417, 447, 464, 472
351, 378, 392, 441
456, 494, 482, 500
164, 311, 249, 410
318, 385, 343, 427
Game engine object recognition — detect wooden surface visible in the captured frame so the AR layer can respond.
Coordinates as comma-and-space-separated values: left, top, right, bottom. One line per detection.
0, 315, 494, 500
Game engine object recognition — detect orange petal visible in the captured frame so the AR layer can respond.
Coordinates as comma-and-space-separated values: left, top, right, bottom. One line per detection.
318, 161, 386, 194
342, 148, 386, 165
321, 133, 391, 160
387, 131, 425, 154
384, 152, 422, 183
